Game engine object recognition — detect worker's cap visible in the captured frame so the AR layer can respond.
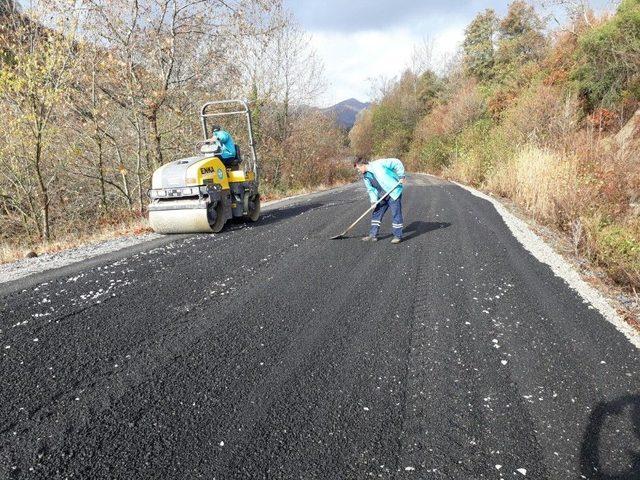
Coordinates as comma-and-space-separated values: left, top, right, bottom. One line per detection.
212, 125, 221, 132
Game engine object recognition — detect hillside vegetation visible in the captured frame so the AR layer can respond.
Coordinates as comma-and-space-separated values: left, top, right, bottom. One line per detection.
350, 0, 640, 291
0, 0, 351, 261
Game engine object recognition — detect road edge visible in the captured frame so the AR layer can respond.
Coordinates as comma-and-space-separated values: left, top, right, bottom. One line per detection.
0, 182, 356, 289
445, 177, 640, 350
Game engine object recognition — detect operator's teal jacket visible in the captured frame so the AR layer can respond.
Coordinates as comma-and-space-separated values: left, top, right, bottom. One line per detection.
363, 158, 405, 203
213, 130, 237, 160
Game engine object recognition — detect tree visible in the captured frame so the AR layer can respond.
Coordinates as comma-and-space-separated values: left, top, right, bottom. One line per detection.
539, 0, 595, 31
0, 0, 345, 252
462, 9, 498, 81
85, 0, 230, 170
69, 47, 134, 212
232, 5, 326, 188
417, 70, 444, 110
350, 68, 439, 160
78, 0, 284, 209
0, 4, 81, 240
349, 109, 374, 159
495, 1, 547, 71
0, 0, 17, 16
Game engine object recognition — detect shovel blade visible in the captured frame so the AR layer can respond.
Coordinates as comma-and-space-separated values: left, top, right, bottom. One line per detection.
330, 233, 347, 240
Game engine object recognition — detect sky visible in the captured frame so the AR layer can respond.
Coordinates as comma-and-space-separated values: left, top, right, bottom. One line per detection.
284, 0, 615, 107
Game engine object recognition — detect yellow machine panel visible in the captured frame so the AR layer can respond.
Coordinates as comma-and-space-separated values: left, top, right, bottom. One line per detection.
186, 156, 230, 190
227, 169, 256, 183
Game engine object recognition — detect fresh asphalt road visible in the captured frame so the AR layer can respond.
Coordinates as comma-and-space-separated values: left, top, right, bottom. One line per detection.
0, 175, 638, 479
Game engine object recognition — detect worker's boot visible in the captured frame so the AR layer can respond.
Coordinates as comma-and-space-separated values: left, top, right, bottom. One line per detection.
362, 235, 378, 242
391, 237, 402, 244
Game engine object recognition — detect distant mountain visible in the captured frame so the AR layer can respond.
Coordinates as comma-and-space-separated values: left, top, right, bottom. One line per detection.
322, 98, 370, 130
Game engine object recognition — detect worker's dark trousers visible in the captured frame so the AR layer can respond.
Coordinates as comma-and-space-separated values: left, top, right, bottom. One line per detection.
370, 195, 403, 239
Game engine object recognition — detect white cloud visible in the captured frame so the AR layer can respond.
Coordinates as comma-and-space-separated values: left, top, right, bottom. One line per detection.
310, 25, 464, 107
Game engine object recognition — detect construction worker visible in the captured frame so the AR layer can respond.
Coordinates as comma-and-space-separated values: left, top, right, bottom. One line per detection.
211, 125, 237, 162
354, 157, 406, 244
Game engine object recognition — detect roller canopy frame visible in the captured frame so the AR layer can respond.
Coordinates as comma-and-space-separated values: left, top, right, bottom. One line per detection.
200, 99, 259, 186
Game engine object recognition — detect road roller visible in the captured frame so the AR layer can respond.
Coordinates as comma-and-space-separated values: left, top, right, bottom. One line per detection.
148, 99, 261, 234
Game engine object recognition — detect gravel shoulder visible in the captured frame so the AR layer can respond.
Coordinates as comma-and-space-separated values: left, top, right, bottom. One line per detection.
0, 184, 352, 287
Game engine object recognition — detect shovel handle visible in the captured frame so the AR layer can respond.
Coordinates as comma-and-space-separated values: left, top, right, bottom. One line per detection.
339, 180, 402, 236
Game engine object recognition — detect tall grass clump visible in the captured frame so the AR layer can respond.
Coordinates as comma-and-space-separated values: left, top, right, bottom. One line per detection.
486, 146, 582, 226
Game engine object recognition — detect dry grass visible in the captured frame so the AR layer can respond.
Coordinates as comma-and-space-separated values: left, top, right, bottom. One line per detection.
485, 145, 581, 226
443, 154, 487, 187
471, 143, 639, 291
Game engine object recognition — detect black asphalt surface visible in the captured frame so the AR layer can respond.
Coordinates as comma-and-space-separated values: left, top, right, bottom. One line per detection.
0, 175, 639, 479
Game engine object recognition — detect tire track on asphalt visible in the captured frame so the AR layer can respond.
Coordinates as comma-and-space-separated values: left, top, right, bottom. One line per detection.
396, 182, 549, 479
0, 191, 368, 477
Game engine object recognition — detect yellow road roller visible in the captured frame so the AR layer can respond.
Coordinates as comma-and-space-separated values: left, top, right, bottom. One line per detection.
148, 100, 260, 233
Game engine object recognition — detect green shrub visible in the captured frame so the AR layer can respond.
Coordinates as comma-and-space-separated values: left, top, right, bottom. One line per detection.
434, 120, 511, 185
585, 216, 640, 287
371, 102, 414, 157
411, 134, 455, 172
572, 0, 640, 110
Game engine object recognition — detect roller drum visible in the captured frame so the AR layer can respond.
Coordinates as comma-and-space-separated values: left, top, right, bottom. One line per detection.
148, 199, 214, 234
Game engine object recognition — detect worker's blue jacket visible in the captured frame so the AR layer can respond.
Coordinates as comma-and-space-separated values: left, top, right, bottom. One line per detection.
363, 158, 405, 203
213, 130, 237, 160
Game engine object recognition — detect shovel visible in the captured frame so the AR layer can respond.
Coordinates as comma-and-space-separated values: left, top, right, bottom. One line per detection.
330, 180, 402, 240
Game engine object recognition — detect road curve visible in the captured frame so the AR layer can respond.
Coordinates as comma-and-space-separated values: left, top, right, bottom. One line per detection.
1, 175, 638, 479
